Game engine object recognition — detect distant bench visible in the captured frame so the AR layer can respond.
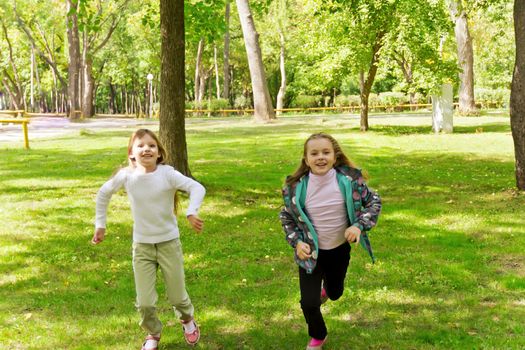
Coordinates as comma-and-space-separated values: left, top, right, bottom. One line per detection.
0, 116, 30, 149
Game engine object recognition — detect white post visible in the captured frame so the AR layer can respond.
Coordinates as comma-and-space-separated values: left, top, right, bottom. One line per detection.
431, 94, 443, 133
147, 73, 153, 118
441, 83, 453, 133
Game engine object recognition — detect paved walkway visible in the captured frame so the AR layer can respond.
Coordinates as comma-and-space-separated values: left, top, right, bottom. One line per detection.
0, 116, 158, 141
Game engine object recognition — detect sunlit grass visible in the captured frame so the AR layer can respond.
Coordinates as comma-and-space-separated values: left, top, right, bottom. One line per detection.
1, 113, 524, 349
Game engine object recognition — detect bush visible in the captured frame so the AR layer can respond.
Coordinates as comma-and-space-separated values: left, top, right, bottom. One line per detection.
289, 95, 323, 109
368, 93, 381, 108
208, 98, 230, 112
475, 88, 510, 108
379, 92, 408, 107
234, 95, 251, 109
334, 95, 360, 107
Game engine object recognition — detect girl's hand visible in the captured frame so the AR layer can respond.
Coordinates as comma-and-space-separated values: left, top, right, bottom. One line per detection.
296, 241, 312, 260
345, 226, 361, 244
92, 228, 106, 245
187, 215, 204, 233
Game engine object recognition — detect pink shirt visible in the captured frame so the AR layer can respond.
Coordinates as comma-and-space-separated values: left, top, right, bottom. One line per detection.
305, 168, 349, 249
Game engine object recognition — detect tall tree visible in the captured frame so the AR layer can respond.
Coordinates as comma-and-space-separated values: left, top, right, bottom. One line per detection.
236, 0, 275, 122
449, 0, 477, 114
222, 0, 231, 102
159, 0, 191, 176
270, 0, 288, 116
510, 0, 525, 190
66, 0, 81, 119
1, 19, 25, 111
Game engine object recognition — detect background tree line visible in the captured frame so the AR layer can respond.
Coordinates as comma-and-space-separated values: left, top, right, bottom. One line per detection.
0, 0, 515, 120
1, 0, 524, 189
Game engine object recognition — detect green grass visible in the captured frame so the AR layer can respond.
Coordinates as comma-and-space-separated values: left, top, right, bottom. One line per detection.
1, 113, 524, 349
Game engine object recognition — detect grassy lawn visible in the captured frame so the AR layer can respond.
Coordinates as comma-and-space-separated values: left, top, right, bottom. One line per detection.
1, 113, 524, 349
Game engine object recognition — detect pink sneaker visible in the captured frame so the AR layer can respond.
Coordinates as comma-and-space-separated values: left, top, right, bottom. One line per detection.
320, 287, 328, 305
181, 319, 200, 346
141, 334, 160, 350
306, 337, 327, 350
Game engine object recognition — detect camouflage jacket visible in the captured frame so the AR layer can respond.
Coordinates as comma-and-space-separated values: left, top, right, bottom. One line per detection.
279, 166, 382, 273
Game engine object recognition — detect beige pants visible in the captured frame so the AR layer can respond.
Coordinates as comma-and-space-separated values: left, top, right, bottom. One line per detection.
132, 238, 194, 335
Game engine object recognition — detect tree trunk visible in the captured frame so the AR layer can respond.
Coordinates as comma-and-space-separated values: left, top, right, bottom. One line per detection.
194, 38, 204, 107
511, 0, 525, 190
276, 30, 286, 116
66, 0, 81, 119
214, 45, 221, 99
108, 82, 117, 114
1, 20, 25, 110
82, 45, 95, 118
159, 0, 191, 176
359, 32, 384, 131
236, 0, 275, 122
449, 0, 476, 114
222, 1, 231, 102
359, 71, 369, 131
81, 36, 96, 117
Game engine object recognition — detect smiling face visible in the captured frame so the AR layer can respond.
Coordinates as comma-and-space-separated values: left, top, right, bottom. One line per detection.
129, 133, 161, 172
304, 137, 336, 176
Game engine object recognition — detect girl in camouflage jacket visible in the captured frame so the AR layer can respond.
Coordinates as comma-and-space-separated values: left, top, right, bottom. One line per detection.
279, 133, 381, 350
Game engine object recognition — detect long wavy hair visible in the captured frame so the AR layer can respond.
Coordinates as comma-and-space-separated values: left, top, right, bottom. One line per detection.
285, 133, 358, 186
126, 129, 179, 212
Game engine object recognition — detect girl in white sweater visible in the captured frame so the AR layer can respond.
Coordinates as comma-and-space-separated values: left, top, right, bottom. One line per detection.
92, 129, 205, 350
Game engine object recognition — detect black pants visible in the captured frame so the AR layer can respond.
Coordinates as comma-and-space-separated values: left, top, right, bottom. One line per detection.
299, 242, 351, 340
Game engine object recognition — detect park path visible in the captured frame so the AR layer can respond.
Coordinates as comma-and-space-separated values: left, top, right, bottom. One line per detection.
0, 116, 158, 141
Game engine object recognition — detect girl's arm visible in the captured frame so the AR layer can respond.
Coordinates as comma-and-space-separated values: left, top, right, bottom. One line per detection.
355, 179, 382, 231
93, 169, 127, 241
167, 168, 206, 217
279, 207, 304, 248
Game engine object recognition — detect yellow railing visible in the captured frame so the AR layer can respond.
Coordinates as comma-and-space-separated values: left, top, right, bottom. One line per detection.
0, 118, 30, 149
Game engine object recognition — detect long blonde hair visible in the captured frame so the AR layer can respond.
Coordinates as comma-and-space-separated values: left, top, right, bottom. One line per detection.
285, 133, 358, 186
127, 129, 179, 212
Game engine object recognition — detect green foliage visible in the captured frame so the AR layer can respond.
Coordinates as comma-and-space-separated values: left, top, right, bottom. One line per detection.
234, 95, 251, 109
379, 92, 409, 106
334, 95, 361, 107
207, 98, 230, 111
475, 88, 511, 108
289, 95, 324, 108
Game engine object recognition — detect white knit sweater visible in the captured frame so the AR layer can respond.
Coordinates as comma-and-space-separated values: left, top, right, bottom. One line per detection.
95, 164, 205, 243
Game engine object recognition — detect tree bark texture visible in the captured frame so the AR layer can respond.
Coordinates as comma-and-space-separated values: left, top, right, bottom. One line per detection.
359, 32, 384, 131
1, 20, 25, 110
66, 0, 81, 119
194, 38, 204, 106
214, 45, 221, 99
236, 0, 275, 122
449, 0, 476, 114
159, 0, 191, 176
511, 0, 525, 190
222, 1, 231, 102
81, 35, 95, 118
276, 30, 286, 115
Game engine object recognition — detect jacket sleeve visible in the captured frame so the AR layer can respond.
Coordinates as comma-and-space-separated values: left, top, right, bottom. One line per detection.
279, 206, 304, 249
355, 178, 382, 231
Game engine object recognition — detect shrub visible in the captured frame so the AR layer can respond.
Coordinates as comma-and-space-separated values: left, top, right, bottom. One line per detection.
234, 95, 251, 109
289, 95, 323, 109
334, 95, 361, 108
379, 92, 409, 107
208, 98, 230, 112
475, 88, 510, 108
